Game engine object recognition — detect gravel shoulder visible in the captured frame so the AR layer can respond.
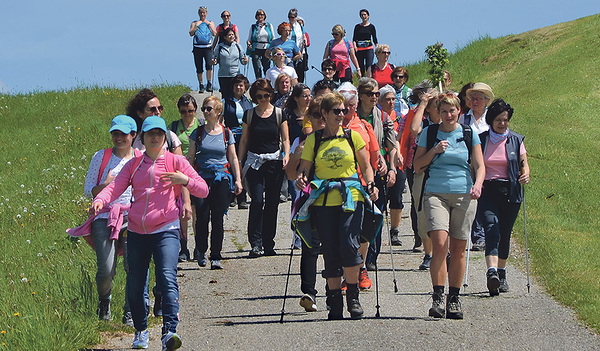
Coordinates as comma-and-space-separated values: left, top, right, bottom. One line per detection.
93, 189, 599, 351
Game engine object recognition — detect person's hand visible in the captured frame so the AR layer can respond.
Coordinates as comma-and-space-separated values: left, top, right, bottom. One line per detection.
419, 92, 433, 104
377, 156, 388, 175
282, 154, 289, 169
387, 171, 396, 187
519, 172, 530, 184
88, 201, 103, 216
181, 202, 193, 220
396, 153, 404, 169
432, 140, 448, 154
234, 180, 243, 195
242, 57, 249, 65
296, 173, 308, 191
470, 183, 482, 199
102, 169, 115, 186
160, 171, 189, 186
211, 58, 217, 65
367, 183, 379, 202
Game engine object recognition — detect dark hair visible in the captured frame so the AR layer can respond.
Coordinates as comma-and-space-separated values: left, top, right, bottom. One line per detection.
284, 83, 310, 111
321, 59, 335, 71
458, 82, 474, 115
486, 99, 514, 126
222, 27, 236, 40
308, 96, 323, 119
255, 9, 266, 20
391, 66, 409, 82
126, 88, 157, 132
249, 78, 275, 103
359, 9, 370, 16
177, 93, 197, 110
312, 79, 336, 96
288, 8, 298, 18
232, 74, 250, 91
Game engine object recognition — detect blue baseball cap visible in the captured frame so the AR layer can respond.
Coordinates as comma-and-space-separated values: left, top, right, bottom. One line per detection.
141, 116, 168, 133
109, 115, 137, 134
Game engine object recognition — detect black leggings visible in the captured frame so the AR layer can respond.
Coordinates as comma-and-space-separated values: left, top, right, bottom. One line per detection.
355, 49, 374, 77
193, 177, 231, 260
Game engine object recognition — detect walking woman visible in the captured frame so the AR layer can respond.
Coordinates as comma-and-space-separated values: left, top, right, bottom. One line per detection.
69, 115, 141, 325
366, 44, 394, 88
187, 96, 243, 269
237, 78, 290, 257
352, 9, 378, 77
212, 10, 240, 49
323, 24, 362, 83
90, 116, 209, 350
265, 47, 298, 88
247, 9, 275, 79
190, 6, 217, 93
266, 22, 301, 65
295, 92, 378, 320
477, 99, 529, 295
413, 93, 485, 320
212, 27, 248, 99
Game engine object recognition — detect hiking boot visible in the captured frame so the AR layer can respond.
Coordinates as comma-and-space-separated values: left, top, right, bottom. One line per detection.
206, 82, 213, 93
161, 331, 182, 351
471, 240, 485, 251
487, 269, 500, 296
248, 246, 263, 258
97, 299, 111, 321
198, 254, 207, 267
346, 284, 364, 319
365, 262, 377, 272
122, 311, 134, 327
358, 268, 372, 291
237, 201, 249, 209
419, 254, 432, 270
132, 329, 149, 349
327, 289, 344, 320
390, 228, 402, 246
428, 292, 445, 318
299, 294, 317, 312
198, 84, 205, 93
210, 260, 224, 270
498, 269, 509, 293
446, 294, 464, 319
340, 279, 347, 294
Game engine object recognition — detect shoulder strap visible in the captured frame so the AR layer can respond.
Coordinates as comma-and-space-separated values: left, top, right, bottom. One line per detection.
195, 124, 207, 146
461, 123, 473, 163
170, 120, 179, 133
220, 123, 231, 150
343, 128, 358, 167
419, 124, 441, 211
463, 113, 471, 126
246, 107, 255, 127
344, 37, 350, 54
166, 130, 174, 152
97, 148, 114, 185
129, 154, 145, 183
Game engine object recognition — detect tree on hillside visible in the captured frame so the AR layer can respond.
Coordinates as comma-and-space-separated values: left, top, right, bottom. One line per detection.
425, 42, 449, 92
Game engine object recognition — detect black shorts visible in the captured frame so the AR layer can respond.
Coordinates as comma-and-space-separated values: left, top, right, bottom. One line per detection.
193, 47, 213, 73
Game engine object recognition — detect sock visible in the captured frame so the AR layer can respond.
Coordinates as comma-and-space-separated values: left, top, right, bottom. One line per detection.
424, 254, 432, 259
448, 286, 460, 296
433, 285, 444, 295
488, 267, 497, 272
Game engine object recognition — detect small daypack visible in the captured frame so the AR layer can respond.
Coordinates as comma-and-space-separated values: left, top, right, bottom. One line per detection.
328, 37, 351, 60
97, 148, 143, 185
417, 123, 473, 211
193, 22, 213, 46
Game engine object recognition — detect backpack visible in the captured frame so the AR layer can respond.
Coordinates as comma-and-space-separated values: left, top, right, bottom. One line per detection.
244, 107, 283, 128
309, 128, 356, 180
97, 148, 142, 185
193, 22, 213, 46
417, 123, 473, 211
328, 37, 351, 59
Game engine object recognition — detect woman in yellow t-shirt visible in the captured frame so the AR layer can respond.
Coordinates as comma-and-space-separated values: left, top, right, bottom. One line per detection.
295, 92, 377, 320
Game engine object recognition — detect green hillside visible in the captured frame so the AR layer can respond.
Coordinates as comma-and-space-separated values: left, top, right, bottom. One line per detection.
0, 14, 599, 349
405, 14, 600, 330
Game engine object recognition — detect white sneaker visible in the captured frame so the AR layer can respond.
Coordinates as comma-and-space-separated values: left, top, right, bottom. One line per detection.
299, 294, 317, 312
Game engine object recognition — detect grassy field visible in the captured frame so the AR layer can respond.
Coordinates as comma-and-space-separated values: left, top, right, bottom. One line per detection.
1, 13, 599, 349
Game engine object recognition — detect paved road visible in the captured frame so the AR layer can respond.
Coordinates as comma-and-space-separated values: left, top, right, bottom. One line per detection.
93, 186, 599, 350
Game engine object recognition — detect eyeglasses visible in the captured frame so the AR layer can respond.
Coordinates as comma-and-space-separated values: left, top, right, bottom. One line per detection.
392, 74, 406, 79
437, 92, 458, 100
179, 108, 196, 114
148, 105, 164, 114
381, 51, 391, 55
255, 93, 271, 100
331, 107, 349, 115
363, 91, 380, 97
468, 95, 487, 102
200, 106, 213, 112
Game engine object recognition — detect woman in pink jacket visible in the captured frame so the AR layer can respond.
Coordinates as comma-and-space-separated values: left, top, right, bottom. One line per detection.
91, 116, 208, 350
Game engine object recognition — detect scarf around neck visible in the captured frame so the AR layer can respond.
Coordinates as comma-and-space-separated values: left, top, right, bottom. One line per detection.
489, 128, 510, 144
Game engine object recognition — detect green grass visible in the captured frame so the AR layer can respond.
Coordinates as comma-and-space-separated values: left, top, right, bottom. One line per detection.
1, 13, 600, 349
403, 14, 600, 331
0, 84, 190, 350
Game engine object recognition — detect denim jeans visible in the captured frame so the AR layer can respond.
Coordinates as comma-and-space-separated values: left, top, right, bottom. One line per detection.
127, 230, 180, 334
251, 49, 270, 79
194, 177, 231, 260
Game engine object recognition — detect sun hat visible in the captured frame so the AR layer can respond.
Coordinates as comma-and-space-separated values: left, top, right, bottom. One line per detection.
141, 116, 167, 133
109, 115, 137, 134
466, 82, 494, 105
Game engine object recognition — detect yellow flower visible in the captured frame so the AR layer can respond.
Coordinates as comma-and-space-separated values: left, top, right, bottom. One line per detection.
13, 312, 19, 317
31, 291, 35, 296
1, 330, 6, 334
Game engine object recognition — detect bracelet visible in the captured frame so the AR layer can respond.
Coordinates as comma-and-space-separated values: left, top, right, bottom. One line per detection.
389, 169, 397, 174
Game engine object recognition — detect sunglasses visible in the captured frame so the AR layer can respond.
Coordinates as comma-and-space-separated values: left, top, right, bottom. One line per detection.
200, 106, 213, 112
437, 92, 458, 100
381, 51, 391, 55
331, 107, 349, 115
363, 91, 380, 97
180, 108, 195, 114
331, 32, 340, 36
392, 74, 406, 79
255, 93, 271, 100
222, 15, 230, 18
148, 105, 164, 113
274, 52, 286, 57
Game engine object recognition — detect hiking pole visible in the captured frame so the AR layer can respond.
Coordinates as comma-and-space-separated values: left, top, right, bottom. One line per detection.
521, 160, 531, 293
310, 65, 326, 78
370, 182, 381, 318
381, 175, 399, 293
463, 235, 471, 288
279, 234, 295, 323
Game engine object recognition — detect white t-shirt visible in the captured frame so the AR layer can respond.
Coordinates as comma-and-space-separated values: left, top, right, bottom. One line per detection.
265, 65, 298, 88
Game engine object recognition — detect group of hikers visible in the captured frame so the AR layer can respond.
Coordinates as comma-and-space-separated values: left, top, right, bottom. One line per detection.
67, 6, 531, 351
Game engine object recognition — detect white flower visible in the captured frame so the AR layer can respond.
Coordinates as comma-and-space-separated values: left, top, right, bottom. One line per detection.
37, 253, 42, 257
23, 207, 27, 213
26, 240, 30, 244
21, 278, 28, 283
20, 184, 24, 188
7, 161, 10, 165
16, 214, 21, 219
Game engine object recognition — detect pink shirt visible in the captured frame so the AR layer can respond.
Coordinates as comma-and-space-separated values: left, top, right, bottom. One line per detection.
329, 40, 353, 62
484, 138, 526, 180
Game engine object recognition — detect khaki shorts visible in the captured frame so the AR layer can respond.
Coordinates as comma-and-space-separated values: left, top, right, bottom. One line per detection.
423, 192, 476, 241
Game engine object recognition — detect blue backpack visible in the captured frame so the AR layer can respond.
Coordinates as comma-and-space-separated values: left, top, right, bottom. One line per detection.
193, 22, 213, 46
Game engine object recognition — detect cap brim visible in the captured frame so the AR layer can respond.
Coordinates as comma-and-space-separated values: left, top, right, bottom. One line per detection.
109, 125, 133, 134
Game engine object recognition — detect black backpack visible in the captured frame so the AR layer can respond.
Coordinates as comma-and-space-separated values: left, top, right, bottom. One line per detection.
417, 123, 473, 211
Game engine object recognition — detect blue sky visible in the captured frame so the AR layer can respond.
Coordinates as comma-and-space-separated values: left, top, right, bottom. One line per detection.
0, 1, 597, 94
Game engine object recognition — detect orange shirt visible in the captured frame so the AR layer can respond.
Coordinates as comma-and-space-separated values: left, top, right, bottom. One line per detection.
344, 114, 380, 183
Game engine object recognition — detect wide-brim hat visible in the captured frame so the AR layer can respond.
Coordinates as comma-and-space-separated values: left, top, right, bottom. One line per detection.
466, 82, 494, 105
141, 116, 167, 133
109, 114, 137, 134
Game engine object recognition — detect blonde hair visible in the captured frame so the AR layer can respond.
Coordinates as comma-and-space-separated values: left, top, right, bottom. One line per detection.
331, 24, 345, 37
374, 44, 390, 55
202, 96, 223, 116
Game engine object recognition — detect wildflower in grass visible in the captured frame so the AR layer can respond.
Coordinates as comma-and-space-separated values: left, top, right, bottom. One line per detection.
37, 253, 42, 257
7, 162, 10, 165
26, 240, 30, 244
31, 291, 35, 295
13, 312, 19, 317
16, 214, 21, 219
1, 330, 5, 334
21, 277, 27, 283
23, 207, 27, 213
20, 184, 24, 188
